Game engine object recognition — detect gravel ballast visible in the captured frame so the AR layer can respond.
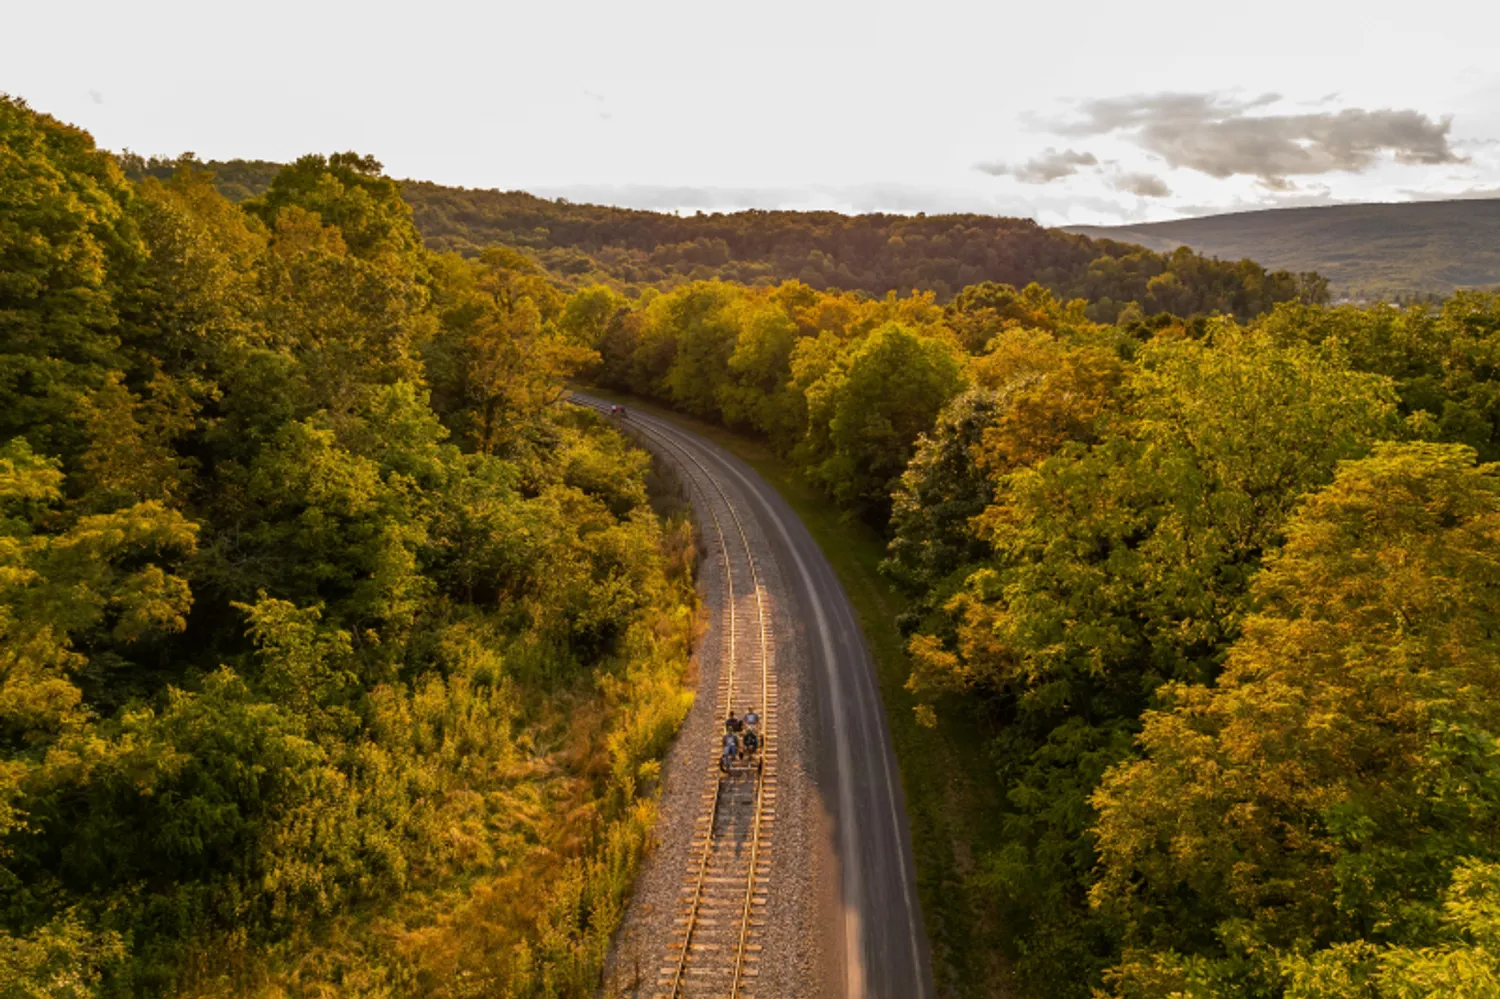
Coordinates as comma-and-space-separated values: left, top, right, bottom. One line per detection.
598, 418, 837, 999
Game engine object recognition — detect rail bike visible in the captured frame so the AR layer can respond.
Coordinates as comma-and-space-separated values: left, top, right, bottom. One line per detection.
719, 733, 767, 776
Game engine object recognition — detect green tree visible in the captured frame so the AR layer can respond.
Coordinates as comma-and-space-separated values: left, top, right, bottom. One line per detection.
881, 389, 1004, 596
909, 324, 1398, 993
0, 96, 142, 458
655, 282, 741, 418
1093, 443, 1500, 998
800, 322, 965, 514
1, 99, 701, 998
1259, 294, 1500, 461
720, 296, 805, 446
245, 152, 424, 265
426, 249, 592, 452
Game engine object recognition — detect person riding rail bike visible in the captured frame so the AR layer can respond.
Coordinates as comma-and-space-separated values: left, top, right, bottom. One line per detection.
741, 706, 761, 757
720, 730, 739, 773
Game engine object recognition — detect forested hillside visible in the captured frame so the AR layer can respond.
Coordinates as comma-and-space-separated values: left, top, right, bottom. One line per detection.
120, 155, 1327, 320
586, 275, 1500, 997
1067, 198, 1500, 301
2, 99, 696, 997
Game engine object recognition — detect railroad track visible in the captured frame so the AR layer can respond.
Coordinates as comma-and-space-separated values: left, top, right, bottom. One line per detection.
574, 397, 777, 999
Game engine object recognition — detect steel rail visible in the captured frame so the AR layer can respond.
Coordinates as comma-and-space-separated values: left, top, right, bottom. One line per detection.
574, 397, 773, 998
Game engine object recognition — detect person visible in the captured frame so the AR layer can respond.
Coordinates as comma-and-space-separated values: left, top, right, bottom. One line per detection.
725, 711, 743, 736
610, 404, 620, 416
618, 405, 627, 419
741, 706, 761, 755
721, 730, 739, 771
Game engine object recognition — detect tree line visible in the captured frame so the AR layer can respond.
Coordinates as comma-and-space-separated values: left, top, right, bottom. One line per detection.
120, 155, 1329, 321
584, 273, 1500, 998
3, 98, 695, 997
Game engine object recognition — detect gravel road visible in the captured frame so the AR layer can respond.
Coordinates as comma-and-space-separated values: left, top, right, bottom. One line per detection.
587, 396, 935, 999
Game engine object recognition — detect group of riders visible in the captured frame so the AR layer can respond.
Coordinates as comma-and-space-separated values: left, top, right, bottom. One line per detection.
609, 404, 628, 418
720, 707, 763, 772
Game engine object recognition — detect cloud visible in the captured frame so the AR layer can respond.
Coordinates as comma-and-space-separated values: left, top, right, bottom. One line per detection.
89, 89, 104, 105
578, 89, 613, 121
1111, 172, 1172, 197
1043, 92, 1464, 185
977, 147, 1098, 183
1398, 185, 1500, 201
1297, 91, 1342, 107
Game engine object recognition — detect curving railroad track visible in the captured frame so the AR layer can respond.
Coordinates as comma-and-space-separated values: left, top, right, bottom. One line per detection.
580, 392, 935, 999
577, 398, 777, 998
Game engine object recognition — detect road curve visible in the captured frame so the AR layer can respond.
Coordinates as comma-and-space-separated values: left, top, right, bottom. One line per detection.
579, 394, 934, 999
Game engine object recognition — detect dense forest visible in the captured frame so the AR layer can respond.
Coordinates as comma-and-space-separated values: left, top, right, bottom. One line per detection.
586, 278, 1500, 996
15, 104, 1500, 999
2, 99, 697, 996
119, 155, 1328, 321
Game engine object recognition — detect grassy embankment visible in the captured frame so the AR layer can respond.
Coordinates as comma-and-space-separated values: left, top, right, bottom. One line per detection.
578, 390, 1012, 999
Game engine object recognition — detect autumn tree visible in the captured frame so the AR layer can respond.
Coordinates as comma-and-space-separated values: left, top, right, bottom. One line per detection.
0, 101, 698, 998
1092, 443, 1500, 998
907, 324, 1398, 992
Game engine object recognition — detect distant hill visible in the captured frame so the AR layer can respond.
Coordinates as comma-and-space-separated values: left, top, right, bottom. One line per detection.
118, 153, 1318, 317
1065, 200, 1500, 301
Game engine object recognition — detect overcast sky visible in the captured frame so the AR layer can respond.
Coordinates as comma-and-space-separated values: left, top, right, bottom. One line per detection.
8, 0, 1500, 226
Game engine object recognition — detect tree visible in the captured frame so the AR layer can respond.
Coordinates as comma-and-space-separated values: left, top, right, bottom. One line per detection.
720, 296, 805, 445
0, 96, 142, 459
907, 324, 1398, 994
1, 100, 700, 997
655, 282, 741, 418
1259, 294, 1500, 461
558, 283, 629, 350
801, 322, 965, 514
1093, 443, 1500, 998
427, 250, 593, 453
947, 281, 1100, 353
882, 389, 1004, 596
245, 152, 422, 264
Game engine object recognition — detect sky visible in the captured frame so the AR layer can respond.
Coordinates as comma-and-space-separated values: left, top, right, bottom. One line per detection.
7, 0, 1500, 226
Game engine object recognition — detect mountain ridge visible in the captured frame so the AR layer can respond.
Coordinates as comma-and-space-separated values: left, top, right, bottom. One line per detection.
116, 153, 1498, 302
1065, 198, 1500, 299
